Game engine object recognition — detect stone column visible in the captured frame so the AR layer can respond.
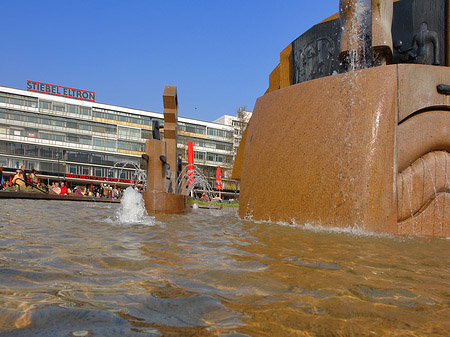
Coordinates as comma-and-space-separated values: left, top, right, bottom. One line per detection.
372, 0, 393, 64
145, 139, 166, 192
340, 0, 393, 65
162, 85, 178, 192
142, 138, 168, 213
339, 0, 360, 57
447, 0, 450, 66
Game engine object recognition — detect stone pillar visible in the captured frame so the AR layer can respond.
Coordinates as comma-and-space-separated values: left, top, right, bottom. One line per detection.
339, 0, 360, 57
340, 0, 393, 65
142, 139, 168, 213
145, 139, 166, 192
447, 0, 450, 66
162, 85, 178, 191
372, 0, 393, 63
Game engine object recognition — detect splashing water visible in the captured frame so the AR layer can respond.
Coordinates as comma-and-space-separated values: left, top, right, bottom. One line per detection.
116, 186, 154, 225
340, 0, 373, 72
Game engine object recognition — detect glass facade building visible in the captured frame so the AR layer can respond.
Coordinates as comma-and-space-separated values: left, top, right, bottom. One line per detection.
0, 85, 235, 190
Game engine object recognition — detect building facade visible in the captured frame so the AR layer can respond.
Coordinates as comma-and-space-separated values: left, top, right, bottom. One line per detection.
213, 109, 252, 157
0, 83, 237, 193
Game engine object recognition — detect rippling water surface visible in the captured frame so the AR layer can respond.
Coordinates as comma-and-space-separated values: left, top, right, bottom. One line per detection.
0, 198, 449, 336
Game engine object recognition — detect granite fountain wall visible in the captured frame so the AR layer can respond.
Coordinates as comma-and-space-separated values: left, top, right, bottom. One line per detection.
234, 0, 450, 237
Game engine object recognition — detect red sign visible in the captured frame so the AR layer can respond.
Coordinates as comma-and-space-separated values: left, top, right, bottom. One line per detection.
65, 173, 132, 184
27, 80, 95, 102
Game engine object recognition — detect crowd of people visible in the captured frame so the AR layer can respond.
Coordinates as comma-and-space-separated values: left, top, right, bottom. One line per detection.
0, 166, 123, 199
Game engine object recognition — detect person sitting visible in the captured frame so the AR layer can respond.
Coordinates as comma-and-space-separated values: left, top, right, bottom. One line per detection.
12, 170, 25, 191
212, 195, 222, 202
20, 165, 28, 187
29, 169, 38, 186
59, 181, 68, 195
73, 187, 84, 197
0, 167, 4, 190
199, 193, 208, 201
52, 182, 61, 195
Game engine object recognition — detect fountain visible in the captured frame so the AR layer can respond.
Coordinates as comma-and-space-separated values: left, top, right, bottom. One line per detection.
234, 0, 450, 237
141, 85, 186, 214
109, 161, 147, 190
175, 165, 214, 197
116, 186, 154, 225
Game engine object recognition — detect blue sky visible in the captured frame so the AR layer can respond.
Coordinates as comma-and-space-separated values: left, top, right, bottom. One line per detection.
0, 0, 338, 121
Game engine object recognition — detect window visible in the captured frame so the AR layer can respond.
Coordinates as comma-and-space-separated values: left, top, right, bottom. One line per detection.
40, 101, 51, 110
207, 127, 233, 139
67, 121, 79, 129
53, 104, 65, 112
66, 104, 78, 115
80, 107, 91, 117
79, 122, 91, 131
93, 109, 105, 119
179, 122, 206, 135
93, 137, 116, 151
79, 136, 92, 145
142, 129, 152, 139
118, 126, 141, 140
194, 151, 205, 160
54, 134, 65, 142
118, 140, 144, 152
67, 134, 79, 143
40, 116, 51, 125
53, 118, 65, 127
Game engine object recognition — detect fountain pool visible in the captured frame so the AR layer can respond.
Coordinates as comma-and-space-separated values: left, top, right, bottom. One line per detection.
0, 194, 448, 336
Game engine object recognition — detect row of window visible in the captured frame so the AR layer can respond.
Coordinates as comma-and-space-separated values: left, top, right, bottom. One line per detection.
1, 92, 235, 141
0, 93, 37, 108
179, 136, 233, 152
0, 140, 141, 167
178, 149, 232, 164
0, 92, 156, 129
93, 107, 155, 126
178, 122, 206, 135
0, 108, 117, 135
207, 127, 233, 139
40, 100, 91, 117
2, 124, 144, 152
0, 93, 94, 119
178, 122, 233, 140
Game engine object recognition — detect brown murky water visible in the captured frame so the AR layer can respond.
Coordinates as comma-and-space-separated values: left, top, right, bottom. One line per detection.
0, 198, 449, 336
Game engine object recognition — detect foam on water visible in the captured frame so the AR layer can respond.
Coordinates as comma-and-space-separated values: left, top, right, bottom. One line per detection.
245, 214, 395, 239
115, 186, 155, 225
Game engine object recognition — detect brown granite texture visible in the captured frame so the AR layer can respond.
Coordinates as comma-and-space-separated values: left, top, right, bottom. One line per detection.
397, 151, 450, 236
240, 65, 398, 233
397, 110, 450, 172
371, 0, 393, 56
163, 85, 178, 189
238, 64, 450, 237
143, 190, 185, 214
143, 138, 185, 214
339, 0, 365, 56
144, 139, 166, 193
397, 65, 450, 123
447, 0, 450, 66
279, 44, 293, 89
